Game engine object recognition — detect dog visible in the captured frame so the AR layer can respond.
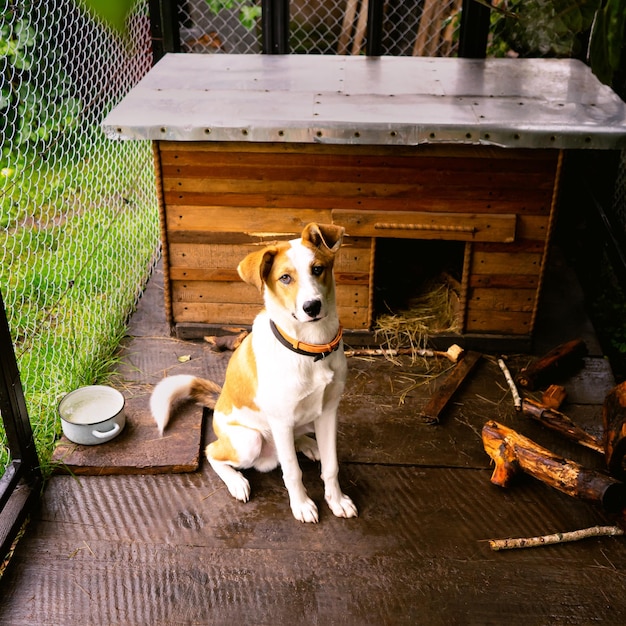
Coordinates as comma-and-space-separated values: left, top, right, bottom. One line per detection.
150, 223, 357, 523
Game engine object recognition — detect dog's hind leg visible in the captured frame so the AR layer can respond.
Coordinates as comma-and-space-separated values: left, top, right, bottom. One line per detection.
295, 434, 320, 461
205, 426, 263, 503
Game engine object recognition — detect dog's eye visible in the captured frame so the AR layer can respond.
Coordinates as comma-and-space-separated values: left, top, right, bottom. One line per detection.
311, 265, 324, 276
279, 274, 292, 284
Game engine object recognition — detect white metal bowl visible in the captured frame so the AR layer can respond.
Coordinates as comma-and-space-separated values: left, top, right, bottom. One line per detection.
58, 385, 126, 445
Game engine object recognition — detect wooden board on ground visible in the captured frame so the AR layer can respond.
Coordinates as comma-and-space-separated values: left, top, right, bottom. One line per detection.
51, 395, 205, 475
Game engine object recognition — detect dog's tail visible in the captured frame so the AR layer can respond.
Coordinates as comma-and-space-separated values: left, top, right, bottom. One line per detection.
150, 374, 221, 435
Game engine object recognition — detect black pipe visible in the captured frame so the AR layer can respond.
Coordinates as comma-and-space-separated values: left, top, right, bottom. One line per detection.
0, 287, 42, 561
0, 290, 39, 478
366, 0, 384, 56
148, 0, 181, 64
262, 0, 290, 54
458, 0, 491, 59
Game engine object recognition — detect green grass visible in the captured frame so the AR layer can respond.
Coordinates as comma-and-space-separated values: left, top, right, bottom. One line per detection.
0, 129, 159, 475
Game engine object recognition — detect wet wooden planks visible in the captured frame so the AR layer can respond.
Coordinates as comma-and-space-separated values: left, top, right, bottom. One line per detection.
2, 464, 626, 625
3, 257, 626, 624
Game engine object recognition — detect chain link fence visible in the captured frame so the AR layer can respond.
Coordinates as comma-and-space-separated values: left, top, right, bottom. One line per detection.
179, 0, 462, 56
2, 0, 626, 471
0, 0, 466, 473
0, 0, 159, 470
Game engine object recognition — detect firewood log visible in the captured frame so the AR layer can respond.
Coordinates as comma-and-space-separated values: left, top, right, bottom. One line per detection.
603, 381, 626, 482
482, 420, 626, 512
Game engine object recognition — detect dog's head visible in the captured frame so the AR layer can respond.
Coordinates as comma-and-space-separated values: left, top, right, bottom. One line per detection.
238, 223, 344, 325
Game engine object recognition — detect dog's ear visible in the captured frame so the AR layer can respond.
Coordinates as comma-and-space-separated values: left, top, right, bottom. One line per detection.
302, 223, 345, 254
237, 246, 278, 292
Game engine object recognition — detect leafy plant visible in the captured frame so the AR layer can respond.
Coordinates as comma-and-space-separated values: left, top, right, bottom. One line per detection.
1, 6, 82, 172
489, 0, 599, 57
485, 0, 626, 85
205, 0, 261, 31
589, 0, 626, 83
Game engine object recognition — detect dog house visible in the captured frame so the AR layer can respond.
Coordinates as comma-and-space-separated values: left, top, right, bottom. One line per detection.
104, 54, 626, 347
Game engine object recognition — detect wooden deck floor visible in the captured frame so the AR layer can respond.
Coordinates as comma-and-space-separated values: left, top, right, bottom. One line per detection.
2, 250, 626, 625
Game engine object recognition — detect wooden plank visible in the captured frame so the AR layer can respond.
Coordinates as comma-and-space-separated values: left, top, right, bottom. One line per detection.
167, 231, 294, 245
335, 209, 516, 242
169, 267, 240, 281
163, 177, 553, 207
169, 242, 257, 269
173, 301, 258, 324
166, 232, 373, 254
469, 274, 539, 289
518, 215, 551, 241
165, 206, 333, 233
169, 240, 372, 273
168, 267, 370, 286
337, 284, 371, 309
336, 238, 372, 273
164, 192, 550, 215
171, 281, 370, 308
159, 140, 560, 163
418, 351, 482, 424
161, 161, 556, 191
468, 288, 537, 312
172, 280, 260, 304
51, 395, 204, 475
335, 272, 370, 286
465, 309, 532, 334
471, 250, 543, 275
474, 240, 545, 254
337, 305, 370, 328
172, 301, 369, 328
161, 163, 556, 190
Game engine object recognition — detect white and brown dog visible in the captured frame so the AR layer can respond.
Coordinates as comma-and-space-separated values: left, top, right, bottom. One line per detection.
150, 223, 357, 523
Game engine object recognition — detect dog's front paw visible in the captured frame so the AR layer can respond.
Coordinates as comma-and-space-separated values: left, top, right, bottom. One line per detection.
326, 493, 358, 519
291, 497, 319, 523
225, 472, 251, 503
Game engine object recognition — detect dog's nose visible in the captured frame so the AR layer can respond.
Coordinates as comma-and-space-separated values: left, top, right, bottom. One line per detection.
303, 299, 322, 318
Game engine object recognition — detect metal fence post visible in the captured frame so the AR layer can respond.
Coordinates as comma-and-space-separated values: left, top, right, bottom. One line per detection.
366, 0, 384, 56
0, 292, 39, 478
262, 0, 290, 54
148, 0, 181, 64
458, 0, 491, 58
0, 288, 41, 559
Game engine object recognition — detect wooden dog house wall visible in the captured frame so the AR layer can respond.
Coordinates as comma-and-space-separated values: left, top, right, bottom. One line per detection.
104, 54, 626, 346
154, 141, 558, 339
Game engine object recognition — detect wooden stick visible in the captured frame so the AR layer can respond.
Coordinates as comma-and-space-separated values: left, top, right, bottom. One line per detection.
497, 357, 521, 410
204, 330, 248, 352
338, 0, 358, 55
542, 384, 567, 410
419, 351, 481, 424
516, 338, 587, 390
488, 525, 624, 551
351, 0, 368, 55
345, 344, 464, 363
521, 398, 604, 454
413, 0, 438, 56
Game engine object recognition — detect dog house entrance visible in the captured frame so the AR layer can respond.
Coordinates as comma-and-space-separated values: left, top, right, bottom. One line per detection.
372, 238, 465, 346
